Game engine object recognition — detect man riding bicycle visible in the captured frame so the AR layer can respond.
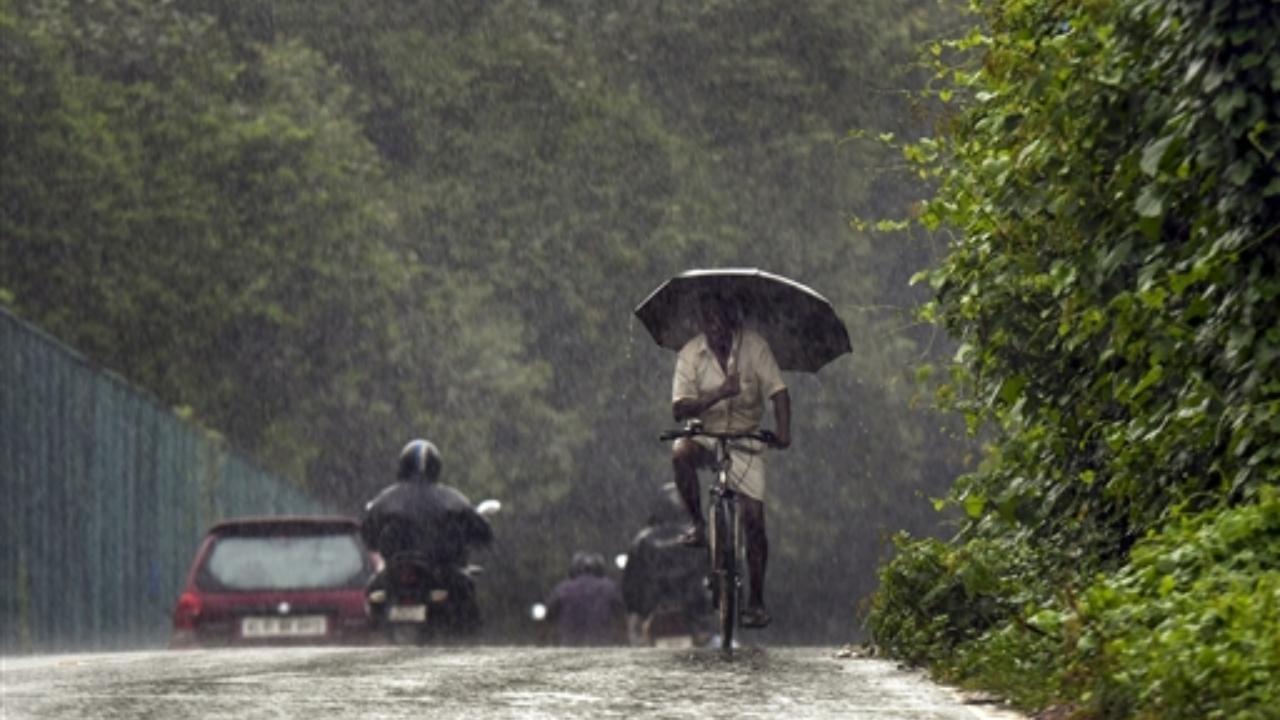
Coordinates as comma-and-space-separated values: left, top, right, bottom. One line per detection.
669, 291, 790, 629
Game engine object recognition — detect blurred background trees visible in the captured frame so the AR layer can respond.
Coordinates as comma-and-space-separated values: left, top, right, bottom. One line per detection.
1, 0, 965, 641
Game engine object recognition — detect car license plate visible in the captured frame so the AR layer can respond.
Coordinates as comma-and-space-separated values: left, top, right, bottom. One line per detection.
388, 604, 428, 623
241, 615, 327, 638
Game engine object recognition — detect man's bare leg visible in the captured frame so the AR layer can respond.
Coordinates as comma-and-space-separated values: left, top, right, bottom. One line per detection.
672, 439, 707, 545
741, 496, 771, 627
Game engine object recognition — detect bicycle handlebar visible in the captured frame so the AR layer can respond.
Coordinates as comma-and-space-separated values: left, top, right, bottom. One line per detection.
659, 426, 778, 445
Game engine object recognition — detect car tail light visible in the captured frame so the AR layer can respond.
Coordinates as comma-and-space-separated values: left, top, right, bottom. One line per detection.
173, 591, 203, 629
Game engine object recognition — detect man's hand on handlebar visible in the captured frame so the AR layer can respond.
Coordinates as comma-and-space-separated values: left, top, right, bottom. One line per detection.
759, 428, 790, 450
659, 424, 789, 449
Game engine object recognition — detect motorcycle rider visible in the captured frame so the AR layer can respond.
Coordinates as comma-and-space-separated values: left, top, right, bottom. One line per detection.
361, 438, 493, 634
544, 551, 628, 646
621, 483, 711, 646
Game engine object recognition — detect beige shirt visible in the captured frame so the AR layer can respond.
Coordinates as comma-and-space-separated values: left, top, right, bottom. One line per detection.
671, 329, 787, 433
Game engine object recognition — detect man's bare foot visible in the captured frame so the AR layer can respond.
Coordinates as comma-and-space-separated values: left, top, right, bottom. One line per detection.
741, 605, 771, 629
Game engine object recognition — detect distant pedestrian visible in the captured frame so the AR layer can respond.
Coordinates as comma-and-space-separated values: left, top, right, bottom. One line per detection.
544, 551, 627, 646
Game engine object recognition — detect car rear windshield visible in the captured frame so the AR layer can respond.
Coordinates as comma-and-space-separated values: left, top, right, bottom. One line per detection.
200, 533, 367, 591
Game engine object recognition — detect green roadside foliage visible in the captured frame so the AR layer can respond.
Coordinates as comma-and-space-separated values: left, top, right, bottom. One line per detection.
1072, 490, 1280, 719
867, 0, 1279, 715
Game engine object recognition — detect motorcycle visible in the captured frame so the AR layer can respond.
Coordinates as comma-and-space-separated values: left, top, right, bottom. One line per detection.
619, 540, 715, 648
637, 602, 713, 648
365, 499, 500, 645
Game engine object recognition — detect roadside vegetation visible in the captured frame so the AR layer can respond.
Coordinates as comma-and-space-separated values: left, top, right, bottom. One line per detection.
866, 0, 1280, 717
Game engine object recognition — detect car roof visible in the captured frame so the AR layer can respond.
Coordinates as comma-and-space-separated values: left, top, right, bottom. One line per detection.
206, 515, 361, 537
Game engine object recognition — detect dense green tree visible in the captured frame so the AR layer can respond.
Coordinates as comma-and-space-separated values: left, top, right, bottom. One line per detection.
0, 0, 417, 493
868, 0, 1279, 713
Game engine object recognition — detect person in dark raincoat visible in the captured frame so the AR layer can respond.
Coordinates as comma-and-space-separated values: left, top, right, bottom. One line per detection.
544, 551, 627, 646
360, 439, 492, 567
360, 439, 492, 633
621, 483, 712, 645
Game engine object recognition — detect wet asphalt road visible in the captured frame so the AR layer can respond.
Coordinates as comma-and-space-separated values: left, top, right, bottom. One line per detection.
2, 646, 1026, 719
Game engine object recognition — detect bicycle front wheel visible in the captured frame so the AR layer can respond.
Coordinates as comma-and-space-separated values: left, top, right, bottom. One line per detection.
712, 496, 737, 655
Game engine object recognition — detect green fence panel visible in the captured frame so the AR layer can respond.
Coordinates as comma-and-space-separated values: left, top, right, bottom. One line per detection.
1, 308, 327, 653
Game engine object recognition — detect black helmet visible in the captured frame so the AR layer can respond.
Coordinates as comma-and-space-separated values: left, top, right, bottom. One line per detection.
569, 551, 606, 578
397, 439, 442, 482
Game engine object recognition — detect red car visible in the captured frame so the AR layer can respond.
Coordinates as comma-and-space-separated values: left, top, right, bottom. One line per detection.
170, 516, 378, 648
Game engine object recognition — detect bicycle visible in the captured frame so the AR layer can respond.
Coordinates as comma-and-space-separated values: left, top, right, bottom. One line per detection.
659, 421, 776, 657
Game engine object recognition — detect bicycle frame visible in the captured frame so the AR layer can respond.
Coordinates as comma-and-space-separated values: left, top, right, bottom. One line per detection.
660, 424, 773, 657
707, 440, 742, 656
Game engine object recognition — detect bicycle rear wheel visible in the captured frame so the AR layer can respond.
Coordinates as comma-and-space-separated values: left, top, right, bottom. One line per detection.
712, 495, 737, 655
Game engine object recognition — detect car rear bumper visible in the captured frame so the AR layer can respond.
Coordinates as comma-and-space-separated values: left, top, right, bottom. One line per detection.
170, 619, 377, 649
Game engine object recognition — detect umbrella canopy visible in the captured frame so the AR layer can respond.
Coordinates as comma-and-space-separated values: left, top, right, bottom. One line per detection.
634, 268, 852, 373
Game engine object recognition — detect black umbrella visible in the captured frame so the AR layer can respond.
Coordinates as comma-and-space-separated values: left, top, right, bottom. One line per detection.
634, 268, 852, 373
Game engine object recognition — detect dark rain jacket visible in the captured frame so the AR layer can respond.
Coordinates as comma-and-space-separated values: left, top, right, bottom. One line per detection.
360, 480, 492, 568
621, 482, 707, 619
545, 574, 627, 646
621, 521, 708, 619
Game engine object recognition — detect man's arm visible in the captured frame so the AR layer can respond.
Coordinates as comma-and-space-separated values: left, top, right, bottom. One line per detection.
359, 497, 386, 550
359, 513, 379, 550
770, 389, 791, 448
672, 375, 740, 422
463, 510, 493, 547
751, 333, 789, 447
